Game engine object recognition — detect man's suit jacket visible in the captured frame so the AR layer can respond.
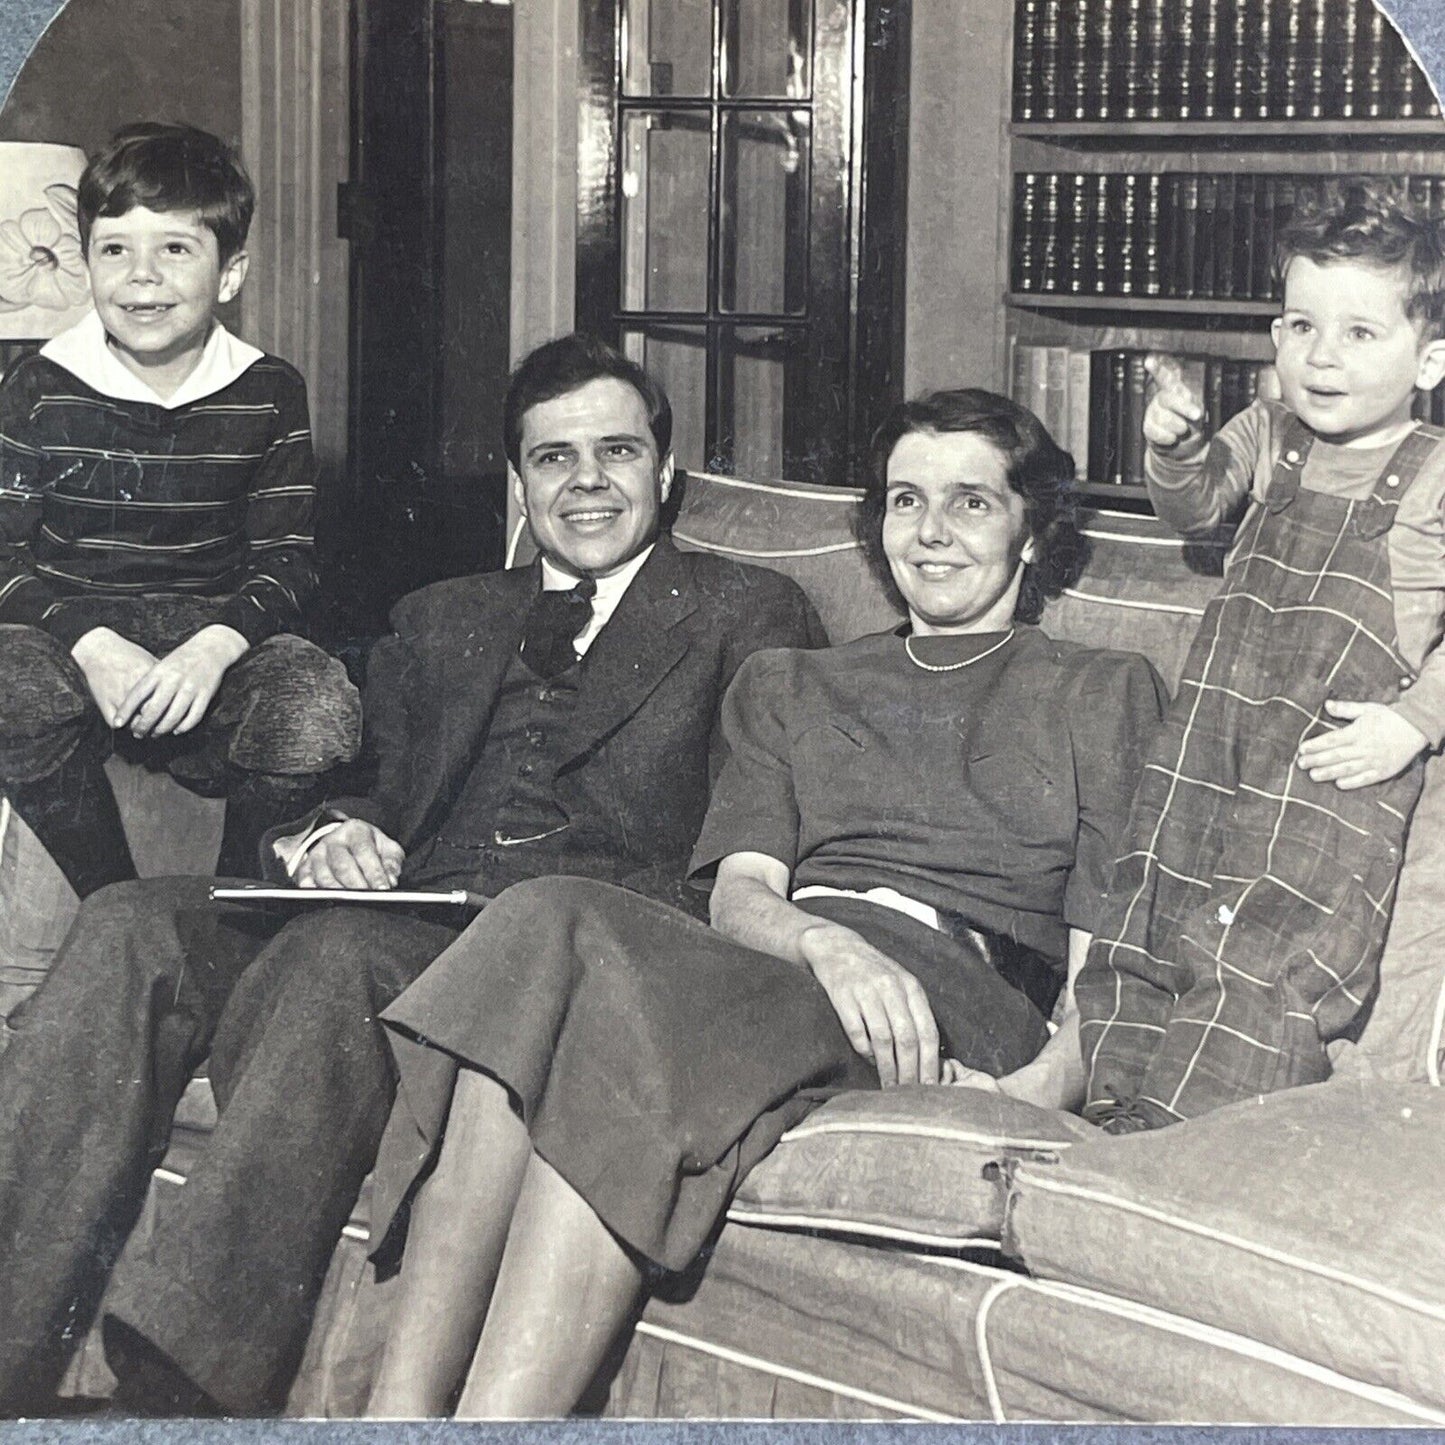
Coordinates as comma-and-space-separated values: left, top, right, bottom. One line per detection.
325, 535, 824, 908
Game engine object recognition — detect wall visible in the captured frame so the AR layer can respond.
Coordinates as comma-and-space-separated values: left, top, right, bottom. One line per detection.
0, 0, 241, 153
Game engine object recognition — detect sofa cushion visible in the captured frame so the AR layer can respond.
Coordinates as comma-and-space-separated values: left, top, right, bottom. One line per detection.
729, 1087, 1095, 1248
1005, 1079, 1445, 1413
607, 1223, 1443, 1425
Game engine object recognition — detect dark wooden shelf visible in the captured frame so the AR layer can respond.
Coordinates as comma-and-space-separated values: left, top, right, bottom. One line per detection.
1078, 482, 1152, 507
1007, 292, 1278, 317
1011, 119, 1445, 148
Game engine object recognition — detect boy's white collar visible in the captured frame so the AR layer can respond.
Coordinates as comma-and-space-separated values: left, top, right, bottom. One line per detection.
39, 309, 264, 410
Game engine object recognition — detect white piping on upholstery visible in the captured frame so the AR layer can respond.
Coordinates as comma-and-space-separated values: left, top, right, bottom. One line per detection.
924, 1252, 1445, 1424
1427, 971, 1445, 1088
724, 1205, 997, 1253
1062, 587, 1207, 617
631, 1319, 957, 1421
342, 1223, 370, 1243
672, 532, 861, 560
0, 795, 9, 867
687, 471, 864, 501
1014, 1171, 1445, 1324
153, 1167, 187, 1187
504, 515, 529, 567
1081, 527, 1223, 549
775, 1116, 1080, 1153
973, 1277, 1019, 1423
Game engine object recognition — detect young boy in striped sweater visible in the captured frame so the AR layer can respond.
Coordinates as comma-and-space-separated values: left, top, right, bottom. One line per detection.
0, 123, 358, 895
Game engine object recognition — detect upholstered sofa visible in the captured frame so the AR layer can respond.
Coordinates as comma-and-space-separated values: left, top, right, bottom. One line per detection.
28, 469, 1445, 1422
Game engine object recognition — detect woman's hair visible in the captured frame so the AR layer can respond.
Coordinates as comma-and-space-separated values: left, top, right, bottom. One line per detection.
78, 123, 255, 265
1276, 176, 1445, 340
857, 387, 1089, 625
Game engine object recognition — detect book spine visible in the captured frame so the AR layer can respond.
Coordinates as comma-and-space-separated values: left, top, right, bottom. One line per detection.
1119, 0, 1146, 121
1252, 0, 1274, 117
1139, 172, 1164, 297
1250, 175, 1276, 301
1063, 0, 1093, 121
1093, 0, 1118, 119
1301, 0, 1327, 118
1039, 172, 1063, 292
1037, 0, 1064, 120
1214, 173, 1237, 300
1010, 338, 1033, 409
1028, 344, 1052, 425
1275, 0, 1303, 119
1270, 176, 1296, 300
1087, 172, 1111, 295
1089, 350, 1123, 484
1066, 348, 1092, 480
1191, 0, 1223, 120
1116, 173, 1139, 296
1012, 173, 1039, 292
1358, 3, 1388, 120
1328, 0, 1359, 118
1142, 0, 1168, 121
1226, 1, 1252, 119
1195, 175, 1219, 299
1177, 175, 1199, 300
1122, 351, 1149, 486
1013, 0, 1040, 120
1204, 357, 1224, 437
1063, 173, 1089, 294
1232, 174, 1256, 300
1045, 345, 1071, 442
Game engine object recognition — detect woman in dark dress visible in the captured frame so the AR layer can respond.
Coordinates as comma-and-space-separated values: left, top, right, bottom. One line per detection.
363, 389, 1167, 1418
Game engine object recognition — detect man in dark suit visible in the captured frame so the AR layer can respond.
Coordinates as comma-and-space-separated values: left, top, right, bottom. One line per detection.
0, 335, 823, 1416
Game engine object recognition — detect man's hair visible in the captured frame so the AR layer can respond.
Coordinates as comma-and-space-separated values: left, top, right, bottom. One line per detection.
77, 123, 255, 265
858, 388, 1089, 626
1277, 176, 1445, 340
503, 334, 673, 471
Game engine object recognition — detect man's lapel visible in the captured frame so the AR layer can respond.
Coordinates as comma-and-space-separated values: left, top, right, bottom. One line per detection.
558, 537, 698, 767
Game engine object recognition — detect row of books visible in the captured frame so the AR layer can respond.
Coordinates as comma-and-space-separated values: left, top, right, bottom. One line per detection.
1013, 343, 1445, 488
1012, 172, 1445, 301
1010, 344, 1272, 486
1013, 0, 1440, 124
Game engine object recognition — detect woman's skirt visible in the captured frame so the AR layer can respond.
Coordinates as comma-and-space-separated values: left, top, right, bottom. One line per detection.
371, 874, 1050, 1274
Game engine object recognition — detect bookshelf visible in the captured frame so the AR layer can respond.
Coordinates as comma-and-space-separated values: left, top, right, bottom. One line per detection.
1003, 0, 1445, 512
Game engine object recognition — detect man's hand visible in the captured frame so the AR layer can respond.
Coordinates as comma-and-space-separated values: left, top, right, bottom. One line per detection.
1297, 700, 1429, 791
71, 628, 159, 726
799, 921, 941, 1086
295, 819, 405, 890
118, 624, 249, 737
1143, 354, 1209, 458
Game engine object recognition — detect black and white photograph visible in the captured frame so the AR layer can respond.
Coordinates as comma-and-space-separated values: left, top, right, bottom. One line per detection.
0, 0, 1443, 1429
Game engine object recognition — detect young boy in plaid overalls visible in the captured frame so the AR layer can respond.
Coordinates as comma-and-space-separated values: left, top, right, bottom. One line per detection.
1077, 178, 1445, 1131
0, 125, 359, 894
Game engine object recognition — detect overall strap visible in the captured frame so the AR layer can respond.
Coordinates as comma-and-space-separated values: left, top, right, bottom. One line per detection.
1352, 422, 1445, 539
1262, 414, 1316, 512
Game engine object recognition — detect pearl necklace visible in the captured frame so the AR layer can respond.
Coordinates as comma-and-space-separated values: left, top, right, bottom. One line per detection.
904, 627, 1015, 674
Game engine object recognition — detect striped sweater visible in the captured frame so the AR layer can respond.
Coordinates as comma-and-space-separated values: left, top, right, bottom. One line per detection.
0, 352, 318, 648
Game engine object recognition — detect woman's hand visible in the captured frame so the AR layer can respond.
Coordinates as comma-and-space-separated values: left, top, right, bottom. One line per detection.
799, 921, 941, 1086
295, 818, 405, 889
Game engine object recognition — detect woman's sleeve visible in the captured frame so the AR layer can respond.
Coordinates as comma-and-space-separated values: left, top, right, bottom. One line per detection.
688, 649, 801, 884
1063, 651, 1169, 932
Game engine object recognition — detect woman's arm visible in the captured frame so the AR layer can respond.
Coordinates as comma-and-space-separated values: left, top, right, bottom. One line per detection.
711, 852, 942, 1087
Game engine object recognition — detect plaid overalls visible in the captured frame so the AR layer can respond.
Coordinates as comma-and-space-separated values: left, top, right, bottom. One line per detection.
1077, 417, 1439, 1129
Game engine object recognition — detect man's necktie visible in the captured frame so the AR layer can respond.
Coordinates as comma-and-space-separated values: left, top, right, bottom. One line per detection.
519, 577, 597, 678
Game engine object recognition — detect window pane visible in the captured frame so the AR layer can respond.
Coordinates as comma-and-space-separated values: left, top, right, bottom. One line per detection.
719, 110, 810, 315
622, 0, 713, 97
722, 0, 812, 98
717, 326, 810, 480
620, 112, 711, 312
623, 325, 708, 472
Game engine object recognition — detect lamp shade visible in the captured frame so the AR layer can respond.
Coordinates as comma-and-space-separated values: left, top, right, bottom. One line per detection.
0, 141, 91, 340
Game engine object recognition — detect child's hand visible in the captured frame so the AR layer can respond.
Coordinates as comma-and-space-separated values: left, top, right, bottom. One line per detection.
118, 624, 249, 737
70, 628, 159, 726
1143, 354, 1208, 458
1296, 700, 1429, 791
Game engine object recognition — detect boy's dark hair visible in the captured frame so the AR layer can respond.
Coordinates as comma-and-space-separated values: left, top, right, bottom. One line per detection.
1277, 176, 1445, 339
858, 388, 1089, 626
78, 123, 255, 265
503, 334, 673, 470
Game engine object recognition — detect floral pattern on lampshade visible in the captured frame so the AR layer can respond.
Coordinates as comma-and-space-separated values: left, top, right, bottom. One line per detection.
0, 143, 92, 340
